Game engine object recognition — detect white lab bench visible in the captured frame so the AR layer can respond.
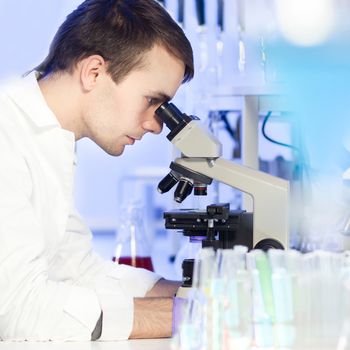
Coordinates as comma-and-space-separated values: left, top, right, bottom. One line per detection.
0, 339, 172, 350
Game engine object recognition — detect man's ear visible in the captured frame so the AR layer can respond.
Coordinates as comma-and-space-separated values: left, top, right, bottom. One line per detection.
79, 55, 107, 91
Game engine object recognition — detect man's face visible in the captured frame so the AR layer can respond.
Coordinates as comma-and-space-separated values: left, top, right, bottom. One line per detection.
82, 45, 185, 156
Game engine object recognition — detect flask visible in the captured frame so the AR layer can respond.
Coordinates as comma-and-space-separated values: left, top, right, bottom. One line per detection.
113, 202, 154, 272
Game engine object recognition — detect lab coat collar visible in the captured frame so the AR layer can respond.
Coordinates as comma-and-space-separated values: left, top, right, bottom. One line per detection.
6, 71, 62, 129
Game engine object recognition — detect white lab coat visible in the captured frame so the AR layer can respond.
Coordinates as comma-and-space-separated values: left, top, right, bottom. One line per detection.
0, 73, 160, 341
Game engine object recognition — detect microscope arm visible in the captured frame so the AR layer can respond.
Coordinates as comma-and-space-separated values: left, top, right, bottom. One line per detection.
174, 157, 290, 248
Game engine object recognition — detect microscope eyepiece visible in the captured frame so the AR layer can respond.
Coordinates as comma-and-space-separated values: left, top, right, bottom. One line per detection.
155, 102, 199, 141
155, 103, 183, 130
174, 178, 193, 203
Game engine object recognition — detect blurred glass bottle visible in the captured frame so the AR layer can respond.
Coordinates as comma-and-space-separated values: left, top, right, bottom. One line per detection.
336, 252, 350, 350
113, 202, 154, 272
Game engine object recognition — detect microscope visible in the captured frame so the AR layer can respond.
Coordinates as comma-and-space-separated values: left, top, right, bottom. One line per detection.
155, 103, 290, 288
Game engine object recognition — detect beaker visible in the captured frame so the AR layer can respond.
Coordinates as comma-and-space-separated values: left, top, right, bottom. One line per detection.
113, 202, 154, 272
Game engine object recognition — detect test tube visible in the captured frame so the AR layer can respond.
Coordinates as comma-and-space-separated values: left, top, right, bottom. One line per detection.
195, 0, 208, 73
337, 252, 350, 350
216, 0, 224, 83
233, 246, 252, 349
236, 0, 246, 74
284, 250, 303, 349
298, 251, 344, 348
210, 250, 226, 350
268, 249, 295, 348
177, 248, 215, 350
196, 248, 216, 348
247, 250, 274, 348
221, 248, 252, 349
316, 251, 345, 348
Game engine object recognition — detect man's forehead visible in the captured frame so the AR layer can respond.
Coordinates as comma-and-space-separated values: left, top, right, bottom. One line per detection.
143, 45, 184, 69
130, 46, 185, 97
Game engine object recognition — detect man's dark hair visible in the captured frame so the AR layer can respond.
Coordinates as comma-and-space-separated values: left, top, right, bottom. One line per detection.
35, 0, 194, 83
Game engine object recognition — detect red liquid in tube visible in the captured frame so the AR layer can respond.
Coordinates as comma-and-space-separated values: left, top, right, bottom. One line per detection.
113, 256, 154, 272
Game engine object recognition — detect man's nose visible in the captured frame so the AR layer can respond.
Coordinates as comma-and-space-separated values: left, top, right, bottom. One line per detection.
143, 115, 163, 135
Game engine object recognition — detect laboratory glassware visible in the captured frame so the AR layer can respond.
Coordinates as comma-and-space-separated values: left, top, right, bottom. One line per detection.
113, 202, 154, 271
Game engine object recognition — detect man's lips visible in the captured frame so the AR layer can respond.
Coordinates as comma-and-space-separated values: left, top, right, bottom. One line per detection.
126, 136, 135, 145
126, 136, 142, 145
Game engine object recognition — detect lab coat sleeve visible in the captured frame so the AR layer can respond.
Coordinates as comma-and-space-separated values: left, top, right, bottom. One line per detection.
0, 136, 102, 340
0, 142, 160, 340
53, 207, 161, 340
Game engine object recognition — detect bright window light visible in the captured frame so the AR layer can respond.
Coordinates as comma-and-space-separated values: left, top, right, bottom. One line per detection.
274, 0, 335, 46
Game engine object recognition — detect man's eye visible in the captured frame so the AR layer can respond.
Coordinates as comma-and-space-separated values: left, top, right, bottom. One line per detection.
147, 97, 159, 106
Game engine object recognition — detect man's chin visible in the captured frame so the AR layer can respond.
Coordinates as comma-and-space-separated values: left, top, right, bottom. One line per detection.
103, 145, 125, 157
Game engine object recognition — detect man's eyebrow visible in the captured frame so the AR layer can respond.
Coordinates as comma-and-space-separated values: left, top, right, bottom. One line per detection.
149, 91, 172, 101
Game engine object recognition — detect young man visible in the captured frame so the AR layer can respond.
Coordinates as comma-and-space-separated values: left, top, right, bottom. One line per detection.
0, 0, 193, 342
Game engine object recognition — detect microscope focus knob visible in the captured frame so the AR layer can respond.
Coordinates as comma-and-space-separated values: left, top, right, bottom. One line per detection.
254, 238, 284, 251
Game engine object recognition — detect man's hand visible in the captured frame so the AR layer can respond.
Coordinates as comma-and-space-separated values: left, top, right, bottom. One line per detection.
145, 278, 181, 297
129, 279, 182, 339
130, 297, 173, 339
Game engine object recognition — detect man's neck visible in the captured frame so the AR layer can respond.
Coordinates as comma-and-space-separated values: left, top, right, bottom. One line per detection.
38, 73, 85, 140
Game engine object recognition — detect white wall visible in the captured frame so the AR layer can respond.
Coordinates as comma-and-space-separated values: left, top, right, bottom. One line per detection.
0, 1, 81, 78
